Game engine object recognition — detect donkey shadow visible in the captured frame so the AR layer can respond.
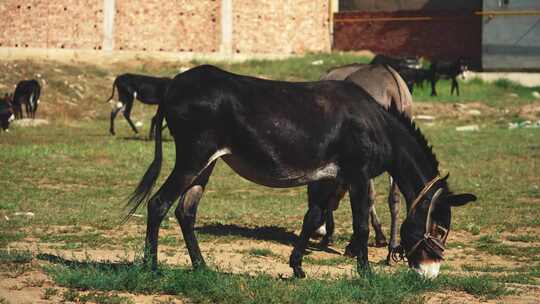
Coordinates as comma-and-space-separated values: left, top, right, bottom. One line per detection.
195, 223, 341, 255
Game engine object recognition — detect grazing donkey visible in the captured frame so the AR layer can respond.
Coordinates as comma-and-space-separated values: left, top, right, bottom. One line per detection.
0, 93, 15, 131
106, 73, 171, 137
126, 65, 476, 279
429, 59, 467, 96
319, 63, 412, 264
13, 79, 41, 119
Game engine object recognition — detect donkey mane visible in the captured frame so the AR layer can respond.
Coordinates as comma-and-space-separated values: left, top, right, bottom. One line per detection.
386, 102, 441, 179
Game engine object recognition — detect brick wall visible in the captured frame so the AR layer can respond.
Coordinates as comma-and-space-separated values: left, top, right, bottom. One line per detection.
232, 0, 331, 54
0, 0, 331, 58
333, 10, 482, 61
0, 1, 102, 49
114, 0, 220, 53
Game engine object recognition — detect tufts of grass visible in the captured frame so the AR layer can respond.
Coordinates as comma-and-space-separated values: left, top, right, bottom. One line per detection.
44, 261, 428, 304
437, 275, 511, 299
475, 234, 540, 261
506, 234, 538, 243
304, 256, 353, 266
246, 248, 278, 258
0, 249, 33, 264
42, 287, 59, 300
461, 264, 508, 273
493, 78, 522, 90
43, 259, 512, 304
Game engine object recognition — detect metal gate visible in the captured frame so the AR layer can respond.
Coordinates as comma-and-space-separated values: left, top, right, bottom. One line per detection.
482, 0, 540, 70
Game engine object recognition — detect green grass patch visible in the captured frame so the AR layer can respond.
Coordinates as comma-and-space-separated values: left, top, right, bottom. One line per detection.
461, 264, 509, 273
0, 249, 33, 264
304, 256, 353, 267
61, 289, 133, 304
438, 275, 511, 299
43, 259, 513, 303
506, 234, 538, 243
44, 261, 429, 304
475, 234, 540, 261
245, 248, 278, 258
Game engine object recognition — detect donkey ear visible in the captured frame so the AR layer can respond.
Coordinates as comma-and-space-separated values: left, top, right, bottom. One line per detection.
445, 193, 476, 207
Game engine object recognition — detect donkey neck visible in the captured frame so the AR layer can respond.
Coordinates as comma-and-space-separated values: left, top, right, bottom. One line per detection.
385, 119, 440, 211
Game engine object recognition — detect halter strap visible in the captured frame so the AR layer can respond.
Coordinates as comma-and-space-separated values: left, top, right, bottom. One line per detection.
392, 176, 449, 263
408, 175, 442, 216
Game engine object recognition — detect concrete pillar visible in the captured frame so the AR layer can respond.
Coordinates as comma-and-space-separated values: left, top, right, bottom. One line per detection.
329, 0, 339, 48
103, 0, 115, 52
220, 0, 233, 57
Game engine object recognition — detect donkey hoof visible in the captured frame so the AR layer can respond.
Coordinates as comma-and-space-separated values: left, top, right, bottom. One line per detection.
292, 266, 306, 279
318, 236, 334, 248
374, 238, 388, 248
344, 243, 358, 258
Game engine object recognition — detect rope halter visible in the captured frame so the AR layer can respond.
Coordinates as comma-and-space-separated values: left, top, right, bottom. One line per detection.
392, 176, 449, 262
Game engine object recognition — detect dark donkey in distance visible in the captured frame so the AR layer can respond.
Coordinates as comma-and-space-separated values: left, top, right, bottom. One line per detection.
126, 65, 476, 279
320, 63, 413, 264
106, 73, 171, 137
13, 79, 41, 119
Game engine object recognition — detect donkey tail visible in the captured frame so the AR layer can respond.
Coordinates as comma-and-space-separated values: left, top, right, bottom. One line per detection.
123, 106, 165, 222
105, 78, 118, 103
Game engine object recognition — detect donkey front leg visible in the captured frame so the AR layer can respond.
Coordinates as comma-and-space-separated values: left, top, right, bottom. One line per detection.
349, 178, 372, 273
149, 115, 157, 140
122, 102, 139, 134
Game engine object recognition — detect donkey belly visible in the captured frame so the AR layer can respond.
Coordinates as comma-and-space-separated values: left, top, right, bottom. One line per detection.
221, 154, 340, 188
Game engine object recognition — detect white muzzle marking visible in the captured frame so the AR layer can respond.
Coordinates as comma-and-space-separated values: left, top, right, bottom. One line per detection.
8, 114, 15, 122
414, 262, 441, 279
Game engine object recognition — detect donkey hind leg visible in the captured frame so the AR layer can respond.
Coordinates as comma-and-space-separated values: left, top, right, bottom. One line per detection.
452, 77, 460, 96
109, 104, 124, 135
349, 177, 372, 274
14, 104, 22, 119
368, 180, 387, 247
309, 180, 346, 247
144, 157, 215, 271
386, 176, 401, 265
344, 179, 385, 257
289, 201, 326, 278
291, 180, 343, 277
450, 77, 456, 95
174, 162, 215, 270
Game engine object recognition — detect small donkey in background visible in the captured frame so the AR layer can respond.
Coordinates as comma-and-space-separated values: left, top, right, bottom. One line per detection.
106, 73, 171, 138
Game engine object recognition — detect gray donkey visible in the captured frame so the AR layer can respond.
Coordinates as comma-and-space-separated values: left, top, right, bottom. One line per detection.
317, 63, 413, 264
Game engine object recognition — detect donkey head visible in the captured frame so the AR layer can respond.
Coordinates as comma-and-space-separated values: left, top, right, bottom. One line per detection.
399, 176, 476, 279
